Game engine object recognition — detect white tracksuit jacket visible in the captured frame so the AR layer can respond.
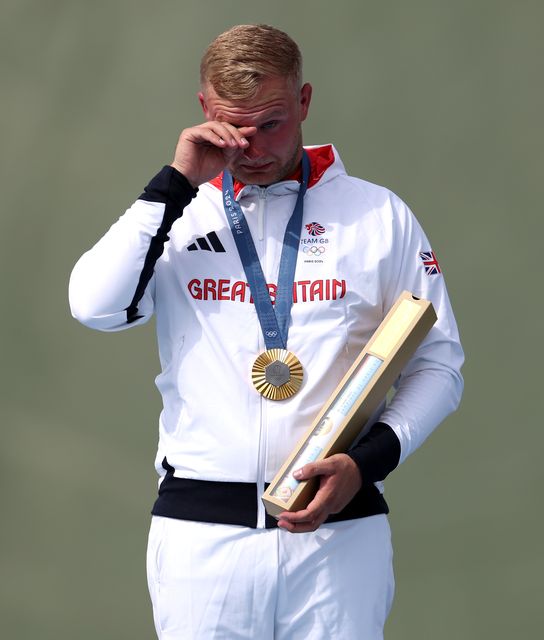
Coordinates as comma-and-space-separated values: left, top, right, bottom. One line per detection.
69, 144, 464, 527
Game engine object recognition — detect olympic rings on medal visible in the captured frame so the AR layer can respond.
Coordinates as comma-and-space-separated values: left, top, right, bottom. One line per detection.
302, 245, 326, 255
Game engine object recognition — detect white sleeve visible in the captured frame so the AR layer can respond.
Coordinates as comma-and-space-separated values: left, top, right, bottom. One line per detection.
378, 192, 464, 464
69, 166, 197, 332
69, 200, 166, 331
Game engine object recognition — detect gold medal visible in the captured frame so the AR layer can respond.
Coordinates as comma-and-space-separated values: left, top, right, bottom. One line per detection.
251, 349, 303, 400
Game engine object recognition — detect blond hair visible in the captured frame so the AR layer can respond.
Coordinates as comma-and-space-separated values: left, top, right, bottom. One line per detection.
200, 24, 302, 100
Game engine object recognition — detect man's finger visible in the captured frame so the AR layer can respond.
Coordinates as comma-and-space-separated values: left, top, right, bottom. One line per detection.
278, 514, 327, 533
216, 122, 257, 146
197, 122, 256, 149
276, 491, 328, 526
293, 458, 336, 481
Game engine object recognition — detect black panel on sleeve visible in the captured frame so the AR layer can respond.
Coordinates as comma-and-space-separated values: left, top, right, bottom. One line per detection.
125, 166, 198, 323
138, 165, 197, 205
346, 422, 401, 484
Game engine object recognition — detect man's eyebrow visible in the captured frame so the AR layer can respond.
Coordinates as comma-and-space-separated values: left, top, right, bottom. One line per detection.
261, 108, 287, 118
262, 109, 289, 122
228, 108, 287, 128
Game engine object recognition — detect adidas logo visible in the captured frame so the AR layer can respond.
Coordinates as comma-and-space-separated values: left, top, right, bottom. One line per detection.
187, 231, 226, 253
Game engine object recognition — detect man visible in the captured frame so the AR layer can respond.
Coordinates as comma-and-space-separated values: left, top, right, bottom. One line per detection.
69, 24, 463, 639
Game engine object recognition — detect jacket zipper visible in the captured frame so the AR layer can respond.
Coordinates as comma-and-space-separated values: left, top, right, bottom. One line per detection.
257, 187, 266, 241
255, 187, 268, 528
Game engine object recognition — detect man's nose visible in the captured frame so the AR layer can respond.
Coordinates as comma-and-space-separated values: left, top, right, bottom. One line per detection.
241, 136, 265, 161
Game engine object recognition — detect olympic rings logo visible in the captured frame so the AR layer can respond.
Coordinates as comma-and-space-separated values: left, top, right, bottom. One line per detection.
265, 330, 278, 338
303, 245, 326, 255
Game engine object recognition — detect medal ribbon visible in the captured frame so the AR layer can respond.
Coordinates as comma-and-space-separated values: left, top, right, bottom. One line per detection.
222, 150, 310, 350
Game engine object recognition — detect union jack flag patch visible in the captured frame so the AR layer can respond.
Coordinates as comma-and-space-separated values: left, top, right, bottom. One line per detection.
419, 250, 441, 275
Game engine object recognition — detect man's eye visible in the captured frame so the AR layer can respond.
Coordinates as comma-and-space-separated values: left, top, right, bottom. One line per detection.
261, 121, 279, 130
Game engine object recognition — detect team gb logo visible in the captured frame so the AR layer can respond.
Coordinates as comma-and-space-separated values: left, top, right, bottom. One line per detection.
305, 222, 326, 236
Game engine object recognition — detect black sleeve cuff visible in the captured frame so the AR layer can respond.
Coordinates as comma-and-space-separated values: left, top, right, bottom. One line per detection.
346, 422, 401, 484
138, 165, 198, 214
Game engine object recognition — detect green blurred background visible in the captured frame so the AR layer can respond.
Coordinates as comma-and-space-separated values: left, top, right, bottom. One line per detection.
1, 0, 542, 637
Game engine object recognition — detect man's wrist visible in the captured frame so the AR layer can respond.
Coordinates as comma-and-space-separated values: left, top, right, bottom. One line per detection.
170, 162, 200, 189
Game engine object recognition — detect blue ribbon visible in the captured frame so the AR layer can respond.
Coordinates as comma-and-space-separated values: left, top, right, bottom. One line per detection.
222, 151, 310, 350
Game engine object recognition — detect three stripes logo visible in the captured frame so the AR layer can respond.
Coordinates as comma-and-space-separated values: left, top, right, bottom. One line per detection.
187, 231, 226, 253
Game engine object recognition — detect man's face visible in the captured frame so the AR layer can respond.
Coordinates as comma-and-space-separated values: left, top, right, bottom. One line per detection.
199, 76, 312, 185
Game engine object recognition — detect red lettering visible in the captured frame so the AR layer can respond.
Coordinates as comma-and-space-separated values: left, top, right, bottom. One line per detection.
267, 283, 277, 304
203, 278, 217, 300
231, 281, 247, 302
217, 279, 230, 301
333, 279, 346, 300
188, 279, 202, 300
310, 280, 323, 301
298, 280, 311, 302
188, 278, 347, 304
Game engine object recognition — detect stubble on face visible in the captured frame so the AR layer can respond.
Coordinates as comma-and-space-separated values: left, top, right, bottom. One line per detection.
230, 128, 303, 186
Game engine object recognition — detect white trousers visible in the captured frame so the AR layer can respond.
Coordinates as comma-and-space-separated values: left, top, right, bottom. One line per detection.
146, 515, 394, 640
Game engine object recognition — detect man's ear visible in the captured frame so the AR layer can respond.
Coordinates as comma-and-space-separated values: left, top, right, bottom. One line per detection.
198, 92, 209, 118
300, 83, 313, 122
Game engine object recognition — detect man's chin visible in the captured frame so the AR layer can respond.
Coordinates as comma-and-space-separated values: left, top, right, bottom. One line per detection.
233, 164, 277, 186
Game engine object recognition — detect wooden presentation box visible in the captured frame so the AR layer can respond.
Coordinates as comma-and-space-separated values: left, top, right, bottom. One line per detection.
262, 291, 437, 517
